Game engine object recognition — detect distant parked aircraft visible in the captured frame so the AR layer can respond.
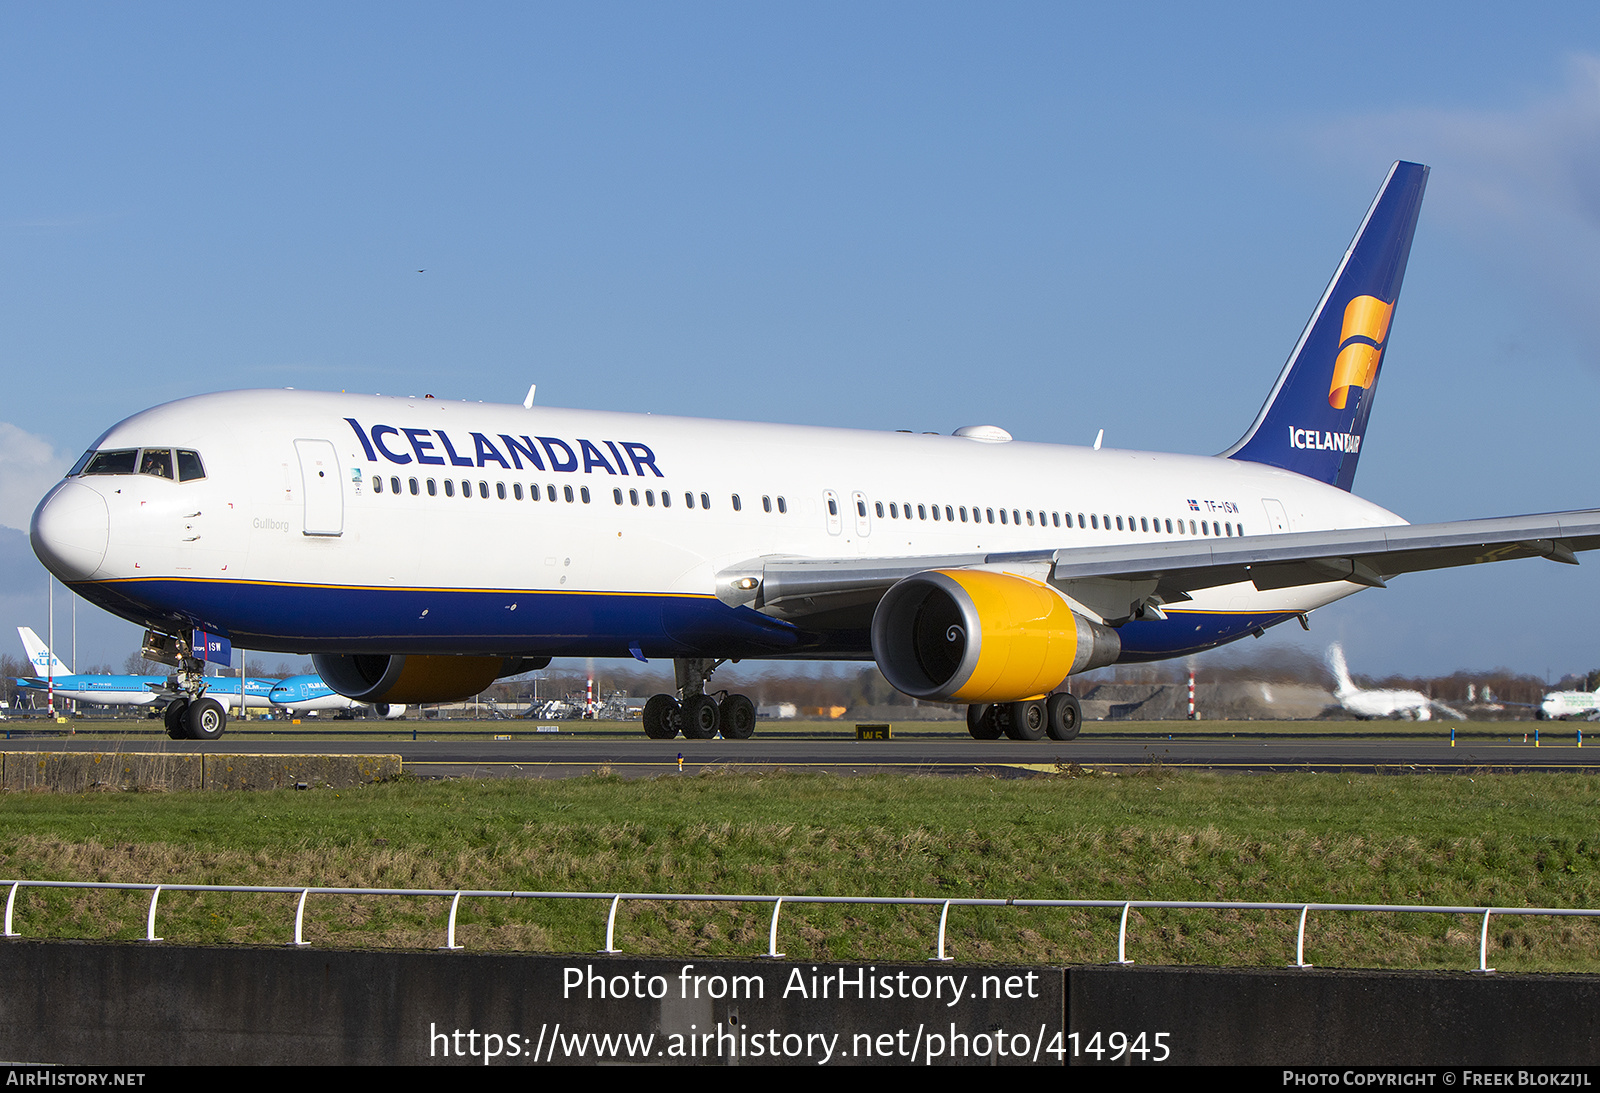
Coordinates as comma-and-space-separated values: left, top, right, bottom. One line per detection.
267, 674, 407, 718
1326, 642, 1463, 721
1538, 685, 1600, 721
15, 626, 168, 710
15, 626, 277, 732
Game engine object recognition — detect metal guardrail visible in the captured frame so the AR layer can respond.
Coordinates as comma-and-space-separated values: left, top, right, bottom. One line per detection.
5, 879, 1598, 972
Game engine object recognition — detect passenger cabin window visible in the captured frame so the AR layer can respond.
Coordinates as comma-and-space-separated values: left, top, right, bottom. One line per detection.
732, 494, 742, 512
777, 497, 787, 513
444, 480, 455, 497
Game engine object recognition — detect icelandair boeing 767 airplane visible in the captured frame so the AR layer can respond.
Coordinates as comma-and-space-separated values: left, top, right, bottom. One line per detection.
29, 162, 1600, 741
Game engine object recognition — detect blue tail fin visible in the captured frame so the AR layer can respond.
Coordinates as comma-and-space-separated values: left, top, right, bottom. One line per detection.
1221, 161, 1428, 491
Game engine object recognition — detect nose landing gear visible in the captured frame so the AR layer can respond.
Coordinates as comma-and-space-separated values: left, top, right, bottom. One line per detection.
146, 630, 229, 741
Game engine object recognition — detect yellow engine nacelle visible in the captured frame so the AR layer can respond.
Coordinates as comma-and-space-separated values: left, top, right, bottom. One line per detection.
870, 570, 1121, 703
313, 654, 549, 704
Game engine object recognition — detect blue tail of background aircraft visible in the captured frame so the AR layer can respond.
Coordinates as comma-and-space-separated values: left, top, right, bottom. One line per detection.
1222, 161, 1429, 492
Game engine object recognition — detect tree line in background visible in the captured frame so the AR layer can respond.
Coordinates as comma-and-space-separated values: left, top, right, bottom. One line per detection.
1, 646, 1577, 713
484, 647, 1569, 711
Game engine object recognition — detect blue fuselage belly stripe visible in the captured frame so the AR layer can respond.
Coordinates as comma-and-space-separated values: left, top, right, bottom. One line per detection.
1115, 612, 1296, 661
72, 578, 804, 658
74, 577, 1291, 664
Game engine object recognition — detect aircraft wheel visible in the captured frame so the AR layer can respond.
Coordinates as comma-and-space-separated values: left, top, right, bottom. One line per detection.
1005, 700, 1047, 741
1046, 693, 1082, 741
720, 694, 756, 739
186, 698, 227, 741
680, 694, 719, 739
643, 694, 680, 739
966, 703, 1002, 740
163, 701, 190, 740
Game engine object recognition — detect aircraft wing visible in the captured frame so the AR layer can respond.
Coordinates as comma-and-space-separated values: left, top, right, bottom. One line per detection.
724, 509, 1600, 627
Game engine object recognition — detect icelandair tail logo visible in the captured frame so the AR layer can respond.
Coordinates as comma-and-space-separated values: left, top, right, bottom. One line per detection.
1327, 294, 1394, 409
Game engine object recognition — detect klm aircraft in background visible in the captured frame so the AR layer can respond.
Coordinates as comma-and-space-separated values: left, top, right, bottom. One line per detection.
14, 627, 168, 709
30, 162, 1600, 742
267, 674, 407, 718
15, 626, 277, 731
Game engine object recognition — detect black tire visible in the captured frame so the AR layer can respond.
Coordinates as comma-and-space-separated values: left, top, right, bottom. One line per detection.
185, 697, 227, 741
163, 701, 190, 740
1046, 692, 1081, 741
1005, 700, 1046, 741
966, 703, 1002, 740
720, 694, 756, 739
642, 694, 680, 739
681, 694, 720, 739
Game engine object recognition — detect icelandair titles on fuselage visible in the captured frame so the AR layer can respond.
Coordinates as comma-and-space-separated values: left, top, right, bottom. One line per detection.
345, 418, 665, 477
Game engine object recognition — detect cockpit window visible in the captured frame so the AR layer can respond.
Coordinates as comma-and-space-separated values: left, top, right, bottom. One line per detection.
76, 447, 206, 481
139, 448, 174, 480
82, 449, 138, 475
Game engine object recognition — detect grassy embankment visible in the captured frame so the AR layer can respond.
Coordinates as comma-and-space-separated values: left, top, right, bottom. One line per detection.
1, 768, 1598, 971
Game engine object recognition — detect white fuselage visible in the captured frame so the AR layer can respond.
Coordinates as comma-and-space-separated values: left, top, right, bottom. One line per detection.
33, 389, 1406, 663
1541, 690, 1600, 720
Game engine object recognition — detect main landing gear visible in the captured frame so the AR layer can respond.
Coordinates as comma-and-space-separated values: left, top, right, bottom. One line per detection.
641, 658, 758, 740
966, 693, 1081, 742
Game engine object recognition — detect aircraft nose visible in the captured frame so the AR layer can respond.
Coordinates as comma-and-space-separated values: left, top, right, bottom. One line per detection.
30, 480, 109, 582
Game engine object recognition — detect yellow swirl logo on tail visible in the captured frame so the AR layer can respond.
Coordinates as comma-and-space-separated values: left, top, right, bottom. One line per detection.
1328, 295, 1394, 409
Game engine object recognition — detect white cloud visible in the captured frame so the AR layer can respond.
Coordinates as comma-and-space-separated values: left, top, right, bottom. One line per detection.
0, 422, 69, 533
1314, 55, 1600, 359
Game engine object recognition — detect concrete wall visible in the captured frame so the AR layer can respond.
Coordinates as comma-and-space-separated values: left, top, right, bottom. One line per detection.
0, 752, 400, 791
1, 941, 1595, 1066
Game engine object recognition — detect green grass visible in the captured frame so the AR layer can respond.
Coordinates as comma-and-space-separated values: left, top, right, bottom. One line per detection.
2, 769, 1598, 971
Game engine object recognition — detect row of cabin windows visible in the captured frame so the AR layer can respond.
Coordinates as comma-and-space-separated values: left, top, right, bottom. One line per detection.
611, 488, 774, 512
871, 499, 1243, 538
613, 490, 789, 514
367, 477, 1243, 537
372, 476, 592, 504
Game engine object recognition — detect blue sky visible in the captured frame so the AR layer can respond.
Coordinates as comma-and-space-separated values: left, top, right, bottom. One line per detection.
6, 2, 1600, 681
